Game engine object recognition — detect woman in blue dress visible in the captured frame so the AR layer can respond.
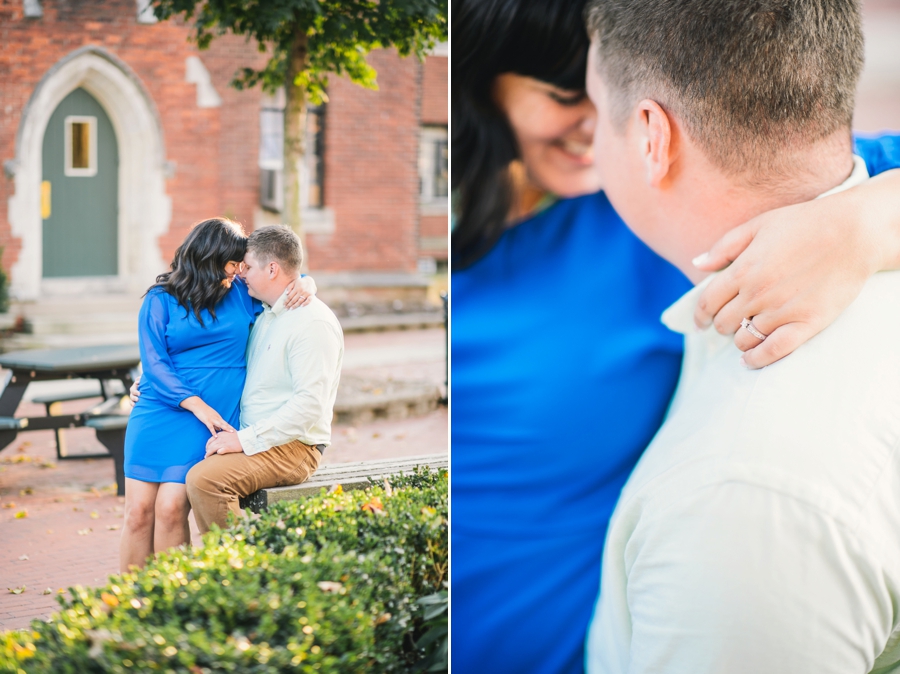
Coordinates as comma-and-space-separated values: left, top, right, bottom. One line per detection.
451, 1, 900, 672
119, 218, 312, 571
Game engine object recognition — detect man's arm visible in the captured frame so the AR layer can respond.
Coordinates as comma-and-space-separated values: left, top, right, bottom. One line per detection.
596, 482, 892, 674
236, 319, 342, 455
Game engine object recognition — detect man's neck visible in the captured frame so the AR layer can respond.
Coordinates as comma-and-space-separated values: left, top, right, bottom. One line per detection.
262, 276, 298, 308
661, 130, 855, 284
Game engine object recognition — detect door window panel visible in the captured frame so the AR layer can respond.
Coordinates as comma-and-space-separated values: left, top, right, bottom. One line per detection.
64, 115, 97, 177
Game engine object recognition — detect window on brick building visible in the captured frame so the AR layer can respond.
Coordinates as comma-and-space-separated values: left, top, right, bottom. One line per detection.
259, 102, 325, 213
419, 126, 448, 211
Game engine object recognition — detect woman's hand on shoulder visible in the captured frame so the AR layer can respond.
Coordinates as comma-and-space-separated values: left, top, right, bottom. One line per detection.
284, 275, 317, 310
179, 396, 236, 436
693, 168, 900, 369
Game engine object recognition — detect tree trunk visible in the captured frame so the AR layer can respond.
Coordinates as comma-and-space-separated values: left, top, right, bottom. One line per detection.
283, 28, 308, 269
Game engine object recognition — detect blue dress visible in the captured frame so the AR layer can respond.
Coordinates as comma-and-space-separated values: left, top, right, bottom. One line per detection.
451, 134, 900, 674
124, 278, 261, 484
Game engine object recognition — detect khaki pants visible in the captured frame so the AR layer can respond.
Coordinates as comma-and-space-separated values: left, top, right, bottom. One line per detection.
186, 439, 321, 534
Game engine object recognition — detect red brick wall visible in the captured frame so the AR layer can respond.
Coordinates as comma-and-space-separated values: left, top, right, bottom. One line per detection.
421, 55, 447, 125
309, 49, 420, 273
0, 0, 261, 271
0, 2, 447, 279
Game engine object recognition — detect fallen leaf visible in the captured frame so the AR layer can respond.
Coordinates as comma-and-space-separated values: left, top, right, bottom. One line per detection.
7, 586, 25, 594
106, 525, 120, 531
38, 461, 56, 469
372, 433, 381, 439
42, 588, 52, 595
78, 528, 92, 535
19, 487, 33, 496
361, 496, 385, 514
46, 529, 53, 534
53, 498, 64, 503
14, 510, 27, 519
89, 511, 99, 519
2, 502, 15, 509
18, 554, 29, 561
72, 507, 83, 512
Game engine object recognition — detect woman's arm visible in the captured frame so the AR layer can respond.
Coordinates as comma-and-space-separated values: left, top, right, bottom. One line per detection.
693, 166, 900, 369
283, 275, 317, 310
139, 291, 235, 435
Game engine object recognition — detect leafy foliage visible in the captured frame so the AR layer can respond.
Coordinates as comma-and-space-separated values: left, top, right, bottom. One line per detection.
0, 468, 448, 673
411, 588, 447, 673
151, 0, 448, 102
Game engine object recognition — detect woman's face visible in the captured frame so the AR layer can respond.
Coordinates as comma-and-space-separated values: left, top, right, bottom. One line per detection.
222, 260, 242, 288
493, 73, 603, 197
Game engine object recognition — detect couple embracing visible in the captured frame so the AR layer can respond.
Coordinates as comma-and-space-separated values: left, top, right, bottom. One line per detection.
119, 219, 343, 571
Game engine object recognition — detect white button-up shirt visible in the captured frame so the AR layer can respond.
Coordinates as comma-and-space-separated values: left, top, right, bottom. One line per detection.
587, 157, 900, 673
236, 294, 343, 455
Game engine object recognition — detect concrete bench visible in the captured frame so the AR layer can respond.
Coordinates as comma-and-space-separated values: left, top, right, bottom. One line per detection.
240, 453, 448, 513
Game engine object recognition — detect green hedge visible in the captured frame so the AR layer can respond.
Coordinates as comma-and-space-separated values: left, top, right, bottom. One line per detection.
1, 468, 448, 673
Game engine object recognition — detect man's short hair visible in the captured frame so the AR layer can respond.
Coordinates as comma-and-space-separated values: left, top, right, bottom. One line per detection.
247, 225, 303, 274
585, 0, 864, 177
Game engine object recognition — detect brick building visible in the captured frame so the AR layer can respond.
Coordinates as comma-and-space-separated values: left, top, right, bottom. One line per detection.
0, 0, 447, 341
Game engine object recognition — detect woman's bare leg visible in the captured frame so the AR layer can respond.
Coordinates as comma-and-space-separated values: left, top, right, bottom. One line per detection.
120, 478, 159, 572
154, 482, 191, 553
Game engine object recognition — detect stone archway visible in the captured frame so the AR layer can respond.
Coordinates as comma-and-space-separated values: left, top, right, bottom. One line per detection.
8, 46, 171, 300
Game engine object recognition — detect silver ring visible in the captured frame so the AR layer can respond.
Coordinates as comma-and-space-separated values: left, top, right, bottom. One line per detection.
740, 317, 768, 341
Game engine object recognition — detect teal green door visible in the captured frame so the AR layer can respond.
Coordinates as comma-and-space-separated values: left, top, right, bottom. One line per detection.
42, 87, 118, 277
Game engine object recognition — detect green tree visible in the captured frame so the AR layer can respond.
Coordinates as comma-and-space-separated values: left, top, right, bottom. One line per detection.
152, 0, 447, 245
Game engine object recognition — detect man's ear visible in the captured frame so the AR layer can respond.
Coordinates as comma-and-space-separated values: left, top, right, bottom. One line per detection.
634, 99, 675, 188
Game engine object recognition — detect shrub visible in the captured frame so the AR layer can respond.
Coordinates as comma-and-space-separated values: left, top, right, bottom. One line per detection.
0, 468, 448, 673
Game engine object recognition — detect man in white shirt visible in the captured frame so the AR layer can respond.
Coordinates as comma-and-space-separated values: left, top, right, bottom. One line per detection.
582, 1, 900, 672
186, 225, 344, 533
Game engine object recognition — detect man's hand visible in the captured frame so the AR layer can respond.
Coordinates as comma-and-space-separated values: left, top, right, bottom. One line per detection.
205, 432, 244, 458
129, 376, 141, 403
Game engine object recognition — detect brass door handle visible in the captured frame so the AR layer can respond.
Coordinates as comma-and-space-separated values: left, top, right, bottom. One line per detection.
41, 180, 51, 219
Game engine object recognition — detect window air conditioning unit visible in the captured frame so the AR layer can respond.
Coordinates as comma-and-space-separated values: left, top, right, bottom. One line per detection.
260, 168, 283, 212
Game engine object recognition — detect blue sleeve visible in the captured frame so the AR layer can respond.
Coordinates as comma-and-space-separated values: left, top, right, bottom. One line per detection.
232, 276, 263, 322
854, 133, 900, 177
138, 289, 198, 409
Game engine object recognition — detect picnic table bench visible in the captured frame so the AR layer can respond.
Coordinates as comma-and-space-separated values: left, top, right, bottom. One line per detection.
240, 453, 449, 513
0, 345, 139, 495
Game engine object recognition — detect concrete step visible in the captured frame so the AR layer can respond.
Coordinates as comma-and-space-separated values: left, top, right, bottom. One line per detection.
334, 375, 441, 425
25, 313, 138, 336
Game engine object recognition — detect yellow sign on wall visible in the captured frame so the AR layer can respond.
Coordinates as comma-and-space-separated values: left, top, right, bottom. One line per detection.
41, 181, 51, 219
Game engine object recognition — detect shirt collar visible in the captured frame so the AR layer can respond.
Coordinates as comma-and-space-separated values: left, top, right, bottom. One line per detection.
264, 292, 288, 317
662, 155, 870, 336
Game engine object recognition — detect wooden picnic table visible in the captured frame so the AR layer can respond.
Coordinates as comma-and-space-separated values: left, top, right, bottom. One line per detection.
0, 344, 139, 495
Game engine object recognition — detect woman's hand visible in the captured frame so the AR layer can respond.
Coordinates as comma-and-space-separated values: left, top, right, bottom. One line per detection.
284, 275, 318, 310
179, 396, 236, 436
693, 168, 900, 369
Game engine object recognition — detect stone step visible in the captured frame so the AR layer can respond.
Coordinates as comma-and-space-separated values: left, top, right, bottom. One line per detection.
25, 313, 138, 336
333, 375, 441, 425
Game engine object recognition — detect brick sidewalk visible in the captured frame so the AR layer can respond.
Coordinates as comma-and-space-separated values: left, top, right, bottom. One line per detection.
0, 329, 448, 632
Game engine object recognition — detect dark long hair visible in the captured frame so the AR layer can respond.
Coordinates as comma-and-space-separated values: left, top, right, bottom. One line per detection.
452, 0, 590, 268
151, 218, 247, 326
